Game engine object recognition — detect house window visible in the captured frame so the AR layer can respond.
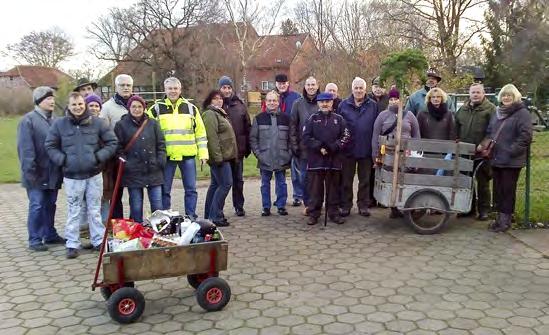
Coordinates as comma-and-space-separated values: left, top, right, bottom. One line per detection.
261, 81, 275, 91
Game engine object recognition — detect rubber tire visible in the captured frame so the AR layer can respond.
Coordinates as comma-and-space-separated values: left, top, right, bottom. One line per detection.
106, 287, 145, 324
404, 189, 450, 235
187, 272, 219, 290
100, 282, 135, 300
196, 277, 231, 312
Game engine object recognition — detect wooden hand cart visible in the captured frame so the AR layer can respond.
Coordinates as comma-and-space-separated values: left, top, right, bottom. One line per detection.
91, 159, 231, 324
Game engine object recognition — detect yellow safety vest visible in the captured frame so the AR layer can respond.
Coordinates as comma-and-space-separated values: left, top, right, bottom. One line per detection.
147, 97, 209, 161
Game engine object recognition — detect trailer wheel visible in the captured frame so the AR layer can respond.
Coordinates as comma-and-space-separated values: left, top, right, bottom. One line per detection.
187, 272, 219, 289
404, 189, 450, 235
100, 282, 135, 300
196, 277, 231, 312
107, 287, 145, 324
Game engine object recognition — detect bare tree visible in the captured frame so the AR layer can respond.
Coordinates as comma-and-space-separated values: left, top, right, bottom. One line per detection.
293, 0, 335, 54
387, 0, 487, 74
223, 0, 284, 94
7, 27, 74, 68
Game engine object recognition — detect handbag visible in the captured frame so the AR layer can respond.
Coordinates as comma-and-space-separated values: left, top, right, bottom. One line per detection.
476, 119, 506, 159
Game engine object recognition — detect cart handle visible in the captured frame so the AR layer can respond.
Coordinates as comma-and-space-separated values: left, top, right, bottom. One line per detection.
92, 157, 126, 290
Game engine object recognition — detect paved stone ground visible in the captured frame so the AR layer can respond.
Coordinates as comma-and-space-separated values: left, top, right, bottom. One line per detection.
2, 180, 549, 335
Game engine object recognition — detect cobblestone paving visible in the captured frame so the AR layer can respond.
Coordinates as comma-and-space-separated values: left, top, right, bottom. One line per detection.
2, 180, 549, 335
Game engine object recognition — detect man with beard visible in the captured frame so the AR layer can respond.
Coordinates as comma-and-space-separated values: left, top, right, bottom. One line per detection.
290, 76, 321, 213
302, 92, 351, 225
218, 76, 251, 217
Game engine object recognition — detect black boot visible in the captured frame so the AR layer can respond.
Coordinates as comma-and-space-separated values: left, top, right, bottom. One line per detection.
488, 213, 501, 231
493, 213, 512, 232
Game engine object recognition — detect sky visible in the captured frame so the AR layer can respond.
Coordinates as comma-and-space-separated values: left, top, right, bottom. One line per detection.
0, 0, 136, 74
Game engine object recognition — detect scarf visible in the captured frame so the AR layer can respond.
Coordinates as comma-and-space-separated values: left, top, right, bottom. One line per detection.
427, 102, 447, 121
69, 110, 91, 125
496, 102, 522, 120
209, 105, 228, 117
114, 93, 131, 110
130, 113, 146, 126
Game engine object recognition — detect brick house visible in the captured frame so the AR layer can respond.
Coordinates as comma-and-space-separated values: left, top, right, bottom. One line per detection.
99, 23, 319, 101
0, 65, 72, 90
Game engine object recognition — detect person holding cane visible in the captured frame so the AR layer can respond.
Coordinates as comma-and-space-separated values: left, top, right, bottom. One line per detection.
302, 92, 351, 225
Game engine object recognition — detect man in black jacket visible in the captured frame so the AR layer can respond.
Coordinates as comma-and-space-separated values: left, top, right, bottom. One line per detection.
46, 92, 118, 259
17, 86, 64, 251
219, 76, 252, 217
302, 92, 351, 225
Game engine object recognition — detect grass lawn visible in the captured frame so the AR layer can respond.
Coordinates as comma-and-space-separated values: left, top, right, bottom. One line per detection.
1, 117, 259, 184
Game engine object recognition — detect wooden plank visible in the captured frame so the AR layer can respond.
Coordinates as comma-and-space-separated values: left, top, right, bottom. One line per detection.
383, 154, 473, 172
383, 138, 475, 155
102, 240, 228, 283
379, 168, 471, 189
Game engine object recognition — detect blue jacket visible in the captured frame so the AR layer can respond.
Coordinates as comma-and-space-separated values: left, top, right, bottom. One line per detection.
262, 89, 301, 114
46, 112, 118, 180
302, 111, 351, 170
17, 109, 63, 189
405, 86, 456, 115
336, 95, 379, 158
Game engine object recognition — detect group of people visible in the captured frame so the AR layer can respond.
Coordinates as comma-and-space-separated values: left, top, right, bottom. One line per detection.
17, 68, 532, 258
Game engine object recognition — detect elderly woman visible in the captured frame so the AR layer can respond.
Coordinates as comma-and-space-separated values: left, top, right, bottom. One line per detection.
372, 87, 421, 218
114, 95, 166, 223
202, 90, 238, 227
479, 84, 532, 232
417, 87, 455, 140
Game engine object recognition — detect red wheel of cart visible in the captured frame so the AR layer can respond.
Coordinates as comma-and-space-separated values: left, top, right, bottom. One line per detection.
107, 287, 145, 324
196, 277, 231, 312
100, 282, 135, 300
187, 272, 219, 289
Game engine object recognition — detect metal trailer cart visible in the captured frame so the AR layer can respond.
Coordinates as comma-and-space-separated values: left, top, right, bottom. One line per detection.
374, 136, 477, 234
91, 161, 231, 324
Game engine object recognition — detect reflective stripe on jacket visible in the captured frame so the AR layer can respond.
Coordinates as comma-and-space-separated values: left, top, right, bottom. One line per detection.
147, 97, 208, 160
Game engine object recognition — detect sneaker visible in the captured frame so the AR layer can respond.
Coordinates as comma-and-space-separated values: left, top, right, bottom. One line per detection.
44, 236, 65, 245
307, 217, 318, 225
213, 220, 230, 227
277, 208, 288, 216
29, 243, 48, 252
329, 215, 345, 224
66, 248, 79, 259
358, 208, 371, 217
235, 208, 245, 217
340, 209, 351, 217
292, 199, 302, 207
81, 241, 93, 250
93, 244, 103, 252
261, 208, 271, 216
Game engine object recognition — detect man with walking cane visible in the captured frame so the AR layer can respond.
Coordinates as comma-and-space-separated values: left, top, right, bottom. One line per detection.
302, 92, 351, 225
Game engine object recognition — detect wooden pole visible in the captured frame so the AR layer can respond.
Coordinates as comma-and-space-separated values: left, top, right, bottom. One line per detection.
390, 101, 404, 207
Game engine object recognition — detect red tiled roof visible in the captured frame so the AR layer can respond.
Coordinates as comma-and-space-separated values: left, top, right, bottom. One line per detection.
0, 65, 72, 89
250, 33, 309, 69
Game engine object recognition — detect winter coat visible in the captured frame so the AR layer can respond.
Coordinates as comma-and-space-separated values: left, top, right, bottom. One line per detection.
202, 105, 238, 165
114, 114, 166, 188
250, 109, 291, 171
405, 87, 456, 116
487, 102, 532, 168
223, 95, 251, 159
302, 111, 351, 170
17, 109, 63, 189
100, 94, 130, 129
290, 90, 320, 159
455, 98, 496, 145
368, 93, 389, 113
417, 104, 456, 140
371, 109, 420, 160
45, 112, 118, 180
336, 95, 379, 158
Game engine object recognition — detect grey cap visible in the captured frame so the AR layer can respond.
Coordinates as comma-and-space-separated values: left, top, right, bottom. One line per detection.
33, 86, 55, 105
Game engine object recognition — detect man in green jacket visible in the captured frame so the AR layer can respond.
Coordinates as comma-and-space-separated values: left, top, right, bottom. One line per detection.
455, 83, 496, 221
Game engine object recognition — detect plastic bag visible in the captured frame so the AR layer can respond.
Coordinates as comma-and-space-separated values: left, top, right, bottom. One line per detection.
177, 222, 201, 245
114, 238, 144, 252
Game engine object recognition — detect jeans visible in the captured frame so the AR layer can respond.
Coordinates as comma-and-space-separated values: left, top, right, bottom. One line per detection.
260, 169, 288, 209
26, 188, 60, 246
230, 160, 245, 211
163, 158, 197, 218
294, 158, 309, 206
205, 162, 233, 221
101, 199, 110, 224
128, 185, 163, 223
291, 157, 304, 201
64, 174, 105, 249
